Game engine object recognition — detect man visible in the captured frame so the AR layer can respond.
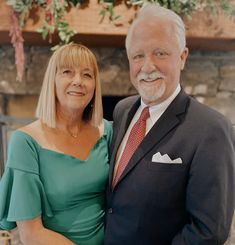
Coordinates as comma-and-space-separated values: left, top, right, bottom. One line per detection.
104, 4, 235, 245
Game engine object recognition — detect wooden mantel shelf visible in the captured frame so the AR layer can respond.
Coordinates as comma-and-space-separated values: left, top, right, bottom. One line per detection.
1, 0, 235, 50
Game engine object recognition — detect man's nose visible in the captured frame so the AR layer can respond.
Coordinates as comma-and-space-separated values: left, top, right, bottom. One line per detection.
141, 56, 156, 74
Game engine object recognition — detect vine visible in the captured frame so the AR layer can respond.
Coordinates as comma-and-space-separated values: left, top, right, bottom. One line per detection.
100, 0, 235, 22
6, 0, 235, 81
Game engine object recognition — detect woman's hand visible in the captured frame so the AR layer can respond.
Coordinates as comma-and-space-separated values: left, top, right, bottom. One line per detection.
17, 216, 76, 245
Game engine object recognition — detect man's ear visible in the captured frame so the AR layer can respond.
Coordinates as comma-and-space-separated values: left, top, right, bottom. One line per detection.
180, 47, 189, 70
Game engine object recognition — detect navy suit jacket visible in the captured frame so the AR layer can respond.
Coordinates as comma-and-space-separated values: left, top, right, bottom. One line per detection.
104, 89, 235, 245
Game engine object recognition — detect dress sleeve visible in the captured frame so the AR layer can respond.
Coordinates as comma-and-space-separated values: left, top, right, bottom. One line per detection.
103, 119, 113, 147
0, 131, 53, 230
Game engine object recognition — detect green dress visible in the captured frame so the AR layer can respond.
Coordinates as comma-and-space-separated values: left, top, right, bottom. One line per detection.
0, 119, 112, 245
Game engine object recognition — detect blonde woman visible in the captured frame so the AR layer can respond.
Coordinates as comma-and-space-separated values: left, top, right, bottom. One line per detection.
0, 43, 112, 245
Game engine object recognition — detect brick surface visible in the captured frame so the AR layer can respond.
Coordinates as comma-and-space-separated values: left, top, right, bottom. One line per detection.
7, 95, 38, 119
197, 95, 235, 125
0, 45, 234, 127
0, 94, 4, 114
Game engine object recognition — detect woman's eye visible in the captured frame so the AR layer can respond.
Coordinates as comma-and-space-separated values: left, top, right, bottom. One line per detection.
62, 69, 71, 74
84, 73, 93, 78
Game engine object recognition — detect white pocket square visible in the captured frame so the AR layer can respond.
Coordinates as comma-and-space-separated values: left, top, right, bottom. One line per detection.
151, 152, 183, 164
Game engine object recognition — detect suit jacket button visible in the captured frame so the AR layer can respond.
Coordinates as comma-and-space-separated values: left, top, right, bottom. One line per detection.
108, 208, 113, 214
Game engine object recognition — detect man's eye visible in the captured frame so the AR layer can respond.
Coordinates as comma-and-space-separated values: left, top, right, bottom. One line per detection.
133, 54, 144, 60
155, 51, 168, 57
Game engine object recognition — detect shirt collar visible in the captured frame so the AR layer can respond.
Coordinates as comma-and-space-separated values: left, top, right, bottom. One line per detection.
140, 84, 181, 123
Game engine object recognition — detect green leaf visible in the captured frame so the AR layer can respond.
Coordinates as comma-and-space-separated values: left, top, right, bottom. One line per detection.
99, 9, 106, 17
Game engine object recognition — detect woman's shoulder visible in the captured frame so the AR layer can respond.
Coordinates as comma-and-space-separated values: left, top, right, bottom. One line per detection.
102, 119, 112, 142
6, 120, 42, 173
103, 119, 112, 131
10, 120, 40, 144
17, 119, 51, 147
18, 119, 41, 140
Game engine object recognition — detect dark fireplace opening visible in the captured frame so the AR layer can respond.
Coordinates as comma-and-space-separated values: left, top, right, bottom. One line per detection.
102, 96, 126, 121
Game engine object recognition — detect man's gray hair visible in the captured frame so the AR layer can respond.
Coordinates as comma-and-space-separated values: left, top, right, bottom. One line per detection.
125, 4, 186, 53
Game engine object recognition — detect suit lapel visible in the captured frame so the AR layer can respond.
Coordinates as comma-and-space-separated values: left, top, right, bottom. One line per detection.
113, 90, 190, 189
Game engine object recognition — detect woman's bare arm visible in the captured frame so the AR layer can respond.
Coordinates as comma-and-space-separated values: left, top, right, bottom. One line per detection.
17, 216, 76, 245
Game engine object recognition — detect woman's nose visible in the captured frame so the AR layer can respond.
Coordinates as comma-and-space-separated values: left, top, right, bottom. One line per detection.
71, 73, 82, 86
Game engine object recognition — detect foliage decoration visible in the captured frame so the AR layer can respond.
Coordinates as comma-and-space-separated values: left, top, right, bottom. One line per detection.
99, 0, 235, 22
9, 9, 25, 82
6, 0, 235, 81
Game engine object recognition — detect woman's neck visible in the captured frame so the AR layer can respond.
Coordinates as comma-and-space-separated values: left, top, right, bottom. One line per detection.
56, 107, 85, 138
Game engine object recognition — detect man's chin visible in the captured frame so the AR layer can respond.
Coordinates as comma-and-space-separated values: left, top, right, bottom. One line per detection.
138, 84, 166, 105
139, 91, 165, 105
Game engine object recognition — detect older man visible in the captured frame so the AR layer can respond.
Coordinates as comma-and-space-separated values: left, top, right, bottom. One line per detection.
104, 4, 235, 245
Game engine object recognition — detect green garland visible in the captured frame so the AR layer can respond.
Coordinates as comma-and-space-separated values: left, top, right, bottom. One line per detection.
5, 0, 235, 82
7, 0, 77, 47
7, 0, 235, 48
100, 0, 235, 22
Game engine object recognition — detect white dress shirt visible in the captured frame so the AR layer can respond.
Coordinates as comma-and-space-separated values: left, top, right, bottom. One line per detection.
113, 84, 181, 177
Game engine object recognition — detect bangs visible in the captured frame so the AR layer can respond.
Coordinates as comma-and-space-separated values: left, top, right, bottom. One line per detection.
56, 45, 96, 73
36, 43, 102, 128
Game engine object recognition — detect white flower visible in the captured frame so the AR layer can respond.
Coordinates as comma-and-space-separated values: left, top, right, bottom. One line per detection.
179, 0, 188, 4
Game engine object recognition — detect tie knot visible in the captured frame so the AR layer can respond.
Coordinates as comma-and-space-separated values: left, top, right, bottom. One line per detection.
139, 107, 150, 122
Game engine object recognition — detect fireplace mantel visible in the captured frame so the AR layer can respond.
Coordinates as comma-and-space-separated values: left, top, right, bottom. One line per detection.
1, 0, 235, 50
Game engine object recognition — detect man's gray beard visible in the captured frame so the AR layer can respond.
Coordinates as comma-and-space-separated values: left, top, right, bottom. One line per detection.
138, 81, 166, 104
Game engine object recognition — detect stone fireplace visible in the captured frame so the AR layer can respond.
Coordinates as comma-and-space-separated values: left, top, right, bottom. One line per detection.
0, 44, 235, 245
0, 45, 234, 124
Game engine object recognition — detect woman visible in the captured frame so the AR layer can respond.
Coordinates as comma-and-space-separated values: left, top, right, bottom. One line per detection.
0, 43, 112, 245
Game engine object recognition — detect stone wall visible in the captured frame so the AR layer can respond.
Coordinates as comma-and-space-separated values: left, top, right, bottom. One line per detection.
0, 44, 235, 244
0, 44, 235, 125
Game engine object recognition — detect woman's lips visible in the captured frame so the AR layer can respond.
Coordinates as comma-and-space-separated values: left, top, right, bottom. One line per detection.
67, 91, 85, 96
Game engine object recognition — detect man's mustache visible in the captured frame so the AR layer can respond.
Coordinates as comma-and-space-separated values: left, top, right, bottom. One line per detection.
137, 71, 165, 82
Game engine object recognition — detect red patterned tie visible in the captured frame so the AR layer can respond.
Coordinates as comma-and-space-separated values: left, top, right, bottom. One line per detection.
112, 107, 150, 188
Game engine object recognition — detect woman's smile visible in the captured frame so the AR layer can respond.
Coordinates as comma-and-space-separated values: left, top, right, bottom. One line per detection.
67, 91, 85, 96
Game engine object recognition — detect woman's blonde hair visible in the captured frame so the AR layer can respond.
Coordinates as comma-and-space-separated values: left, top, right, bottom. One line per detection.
36, 43, 103, 128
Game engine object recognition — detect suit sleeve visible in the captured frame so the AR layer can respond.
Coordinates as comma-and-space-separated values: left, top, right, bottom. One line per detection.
110, 101, 121, 152
172, 121, 235, 245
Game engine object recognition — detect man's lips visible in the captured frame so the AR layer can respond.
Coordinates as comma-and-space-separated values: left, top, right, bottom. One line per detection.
67, 91, 85, 96
140, 77, 163, 82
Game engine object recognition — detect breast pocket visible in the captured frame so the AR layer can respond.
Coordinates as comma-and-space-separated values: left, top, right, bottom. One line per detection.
148, 162, 186, 172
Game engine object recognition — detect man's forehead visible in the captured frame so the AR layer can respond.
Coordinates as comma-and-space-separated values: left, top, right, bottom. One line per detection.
131, 17, 175, 40
134, 15, 173, 29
